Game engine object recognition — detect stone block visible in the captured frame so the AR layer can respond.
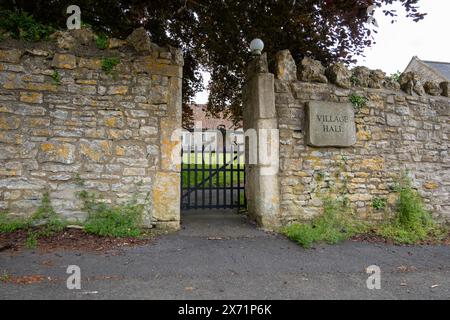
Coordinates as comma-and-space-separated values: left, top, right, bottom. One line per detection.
78, 57, 102, 70
0, 115, 21, 130
152, 172, 180, 223
160, 118, 181, 172
37, 142, 76, 164
52, 53, 77, 69
19, 92, 43, 104
0, 49, 23, 63
275, 50, 297, 81
133, 56, 182, 78
79, 139, 112, 163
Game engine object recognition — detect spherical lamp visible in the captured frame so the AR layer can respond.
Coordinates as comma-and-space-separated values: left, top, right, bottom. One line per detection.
250, 38, 264, 56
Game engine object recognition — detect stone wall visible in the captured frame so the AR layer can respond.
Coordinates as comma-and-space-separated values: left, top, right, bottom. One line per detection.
0, 29, 183, 230
244, 51, 450, 229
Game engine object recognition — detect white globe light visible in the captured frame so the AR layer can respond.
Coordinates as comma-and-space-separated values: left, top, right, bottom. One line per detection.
250, 38, 264, 55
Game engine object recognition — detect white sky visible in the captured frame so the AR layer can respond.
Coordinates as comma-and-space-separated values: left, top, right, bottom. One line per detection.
195, 0, 450, 104
356, 0, 450, 73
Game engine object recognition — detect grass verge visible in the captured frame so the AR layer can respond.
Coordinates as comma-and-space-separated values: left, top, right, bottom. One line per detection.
282, 173, 448, 248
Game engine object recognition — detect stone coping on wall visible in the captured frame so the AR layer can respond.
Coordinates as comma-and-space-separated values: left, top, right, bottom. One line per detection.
274, 49, 449, 98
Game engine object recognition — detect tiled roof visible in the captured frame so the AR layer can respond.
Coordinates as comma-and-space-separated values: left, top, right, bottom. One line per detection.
422, 60, 450, 81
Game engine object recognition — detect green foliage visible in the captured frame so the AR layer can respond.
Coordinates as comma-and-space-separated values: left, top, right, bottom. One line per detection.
79, 190, 146, 238
315, 171, 325, 182
282, 197, 367, 248
28, 192, 66, 245
1, 1, 426, 127
74, 173, 85, 187
0, 271, 10, 282
101, 57, 120, 74
239, 192, 246, 208
51, 70, 61, 85
389, 71, 402, 83
375, 174, 447, 244
372, 197, 387, 211
25, 233, 38, 249
95, 34, 109, 50
350, 94, 368, 112
0, 212, 29, 233
0, 9, 54, 41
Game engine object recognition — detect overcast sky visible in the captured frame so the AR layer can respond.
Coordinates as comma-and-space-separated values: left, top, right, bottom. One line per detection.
195, 0, 450, 104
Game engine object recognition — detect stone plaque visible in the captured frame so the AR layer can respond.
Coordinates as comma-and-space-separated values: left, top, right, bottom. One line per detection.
306, 101, 356, 147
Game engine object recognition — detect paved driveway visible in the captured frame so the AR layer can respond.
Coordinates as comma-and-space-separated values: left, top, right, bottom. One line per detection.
0, 210, 449, 299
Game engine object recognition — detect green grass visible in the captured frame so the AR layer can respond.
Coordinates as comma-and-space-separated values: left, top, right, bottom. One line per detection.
182, 152, 245, 188
374, 174, 447, 244
282, 197, 367, 248
182, 164, 245, 188
283, 173, 448, 248
1, 193, 66, 249
79, 190, 145, 238
0, 212, 29, 233
239, 192, 246, 207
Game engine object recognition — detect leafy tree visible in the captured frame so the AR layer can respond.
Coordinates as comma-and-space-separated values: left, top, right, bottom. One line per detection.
0, 0, 426, 126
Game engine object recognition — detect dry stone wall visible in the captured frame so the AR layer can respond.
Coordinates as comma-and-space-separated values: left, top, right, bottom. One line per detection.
0, 29, 183, 230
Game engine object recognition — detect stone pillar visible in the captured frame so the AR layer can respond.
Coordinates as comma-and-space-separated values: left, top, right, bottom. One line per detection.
243, 54, 281, 230
151, 52, 184, 231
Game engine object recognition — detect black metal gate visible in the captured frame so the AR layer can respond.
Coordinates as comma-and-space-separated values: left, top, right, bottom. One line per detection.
181, 131, 246, 210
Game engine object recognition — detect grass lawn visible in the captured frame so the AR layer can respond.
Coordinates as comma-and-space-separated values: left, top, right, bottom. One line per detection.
182, 152, 245, 188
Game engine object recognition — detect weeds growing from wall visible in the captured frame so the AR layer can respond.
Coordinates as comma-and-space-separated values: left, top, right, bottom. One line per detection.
0, 192, 66, 249
350, 94, 368, 113
282, 197, 367, 248
283, 171, 448, 248
372, 197, 387, 211
0, 212, 29, 233
374, 173, 447, 244
51, 70, 61, 85
78, 190, 147, 238
389, 71, 402, 83
101, 57, 120, 75
95, 34, 109, 50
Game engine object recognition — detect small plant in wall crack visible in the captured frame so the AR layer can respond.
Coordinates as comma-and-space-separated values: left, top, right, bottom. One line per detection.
282, 196, 367, 248
26, 192, 67, 248
372, 197, 387, 211
389, 71, 402, 83
95, 34, 109, 50
101, 57, 120, 75
78, 190, 149, 238
350, 94, 367, 113
51, 70, 62, 85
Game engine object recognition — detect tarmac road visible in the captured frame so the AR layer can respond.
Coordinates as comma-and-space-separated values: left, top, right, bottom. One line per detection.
0, 210, 449, 300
